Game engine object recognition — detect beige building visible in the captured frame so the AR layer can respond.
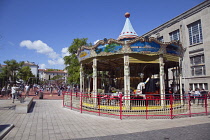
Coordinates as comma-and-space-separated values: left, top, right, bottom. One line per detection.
23, 61, 39, 77
38, 69, 68, 83
143, 0, 210, 91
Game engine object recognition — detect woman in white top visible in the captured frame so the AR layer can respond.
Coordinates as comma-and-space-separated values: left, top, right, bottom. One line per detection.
11, 85, 19, 103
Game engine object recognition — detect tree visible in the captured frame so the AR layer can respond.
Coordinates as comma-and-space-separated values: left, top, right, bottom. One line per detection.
64, 38, 91, 85
51, 75, 64, 85
1, 59, 24, 84
17, 66, 35, 83
0, 65, 9, 87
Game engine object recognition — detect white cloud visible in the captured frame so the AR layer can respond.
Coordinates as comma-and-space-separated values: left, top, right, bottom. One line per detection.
20, 40, 69, 69
20, 40, 59, 59
48, 58, 64, 65
61, 47, 70, 57
39, 64, 46, 69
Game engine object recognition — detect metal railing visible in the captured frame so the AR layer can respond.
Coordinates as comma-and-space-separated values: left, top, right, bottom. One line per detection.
63, 91, 210, 120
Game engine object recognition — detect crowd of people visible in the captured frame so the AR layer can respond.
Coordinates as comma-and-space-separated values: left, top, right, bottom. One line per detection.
0, 83, 74, 103
186, 88, 209, 105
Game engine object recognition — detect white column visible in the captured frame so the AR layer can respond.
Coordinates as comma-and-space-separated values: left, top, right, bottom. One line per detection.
92, 58, 97, 106
159, 54, 165, 107
80, 64, 83, 93
179, 58, 184, 105
124, 54, 130, 109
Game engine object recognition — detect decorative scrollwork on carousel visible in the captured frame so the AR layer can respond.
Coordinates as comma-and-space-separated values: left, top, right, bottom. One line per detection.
158, 44, 167, 54
97, 51, 114, 56
90, 49, 97, 57
107, 38, 124, 45
120, 44, 132, 53
126, 36, 145, 45
91, 40, 106, 49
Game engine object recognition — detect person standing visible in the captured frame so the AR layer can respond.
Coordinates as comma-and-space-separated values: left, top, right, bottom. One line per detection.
1, 86, 6, 97
11, 84, 19, 103
188, 88, 194, 104
25, 84, 30, 97
194, 88, 201, 105
200, 89, 207, 106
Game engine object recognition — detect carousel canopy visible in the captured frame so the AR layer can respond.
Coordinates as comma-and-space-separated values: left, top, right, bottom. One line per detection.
77, 13, 183, 66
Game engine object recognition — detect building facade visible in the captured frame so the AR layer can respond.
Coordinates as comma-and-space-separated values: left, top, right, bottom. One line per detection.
38, 69, 68, 83
23, 61, 39, 77
143, 0, 210, 91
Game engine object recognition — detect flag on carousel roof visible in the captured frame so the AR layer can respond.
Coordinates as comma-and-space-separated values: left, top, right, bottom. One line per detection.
118, 12, 138, 40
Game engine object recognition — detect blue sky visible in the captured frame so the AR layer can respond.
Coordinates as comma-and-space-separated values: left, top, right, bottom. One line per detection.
0, 0, 204, 69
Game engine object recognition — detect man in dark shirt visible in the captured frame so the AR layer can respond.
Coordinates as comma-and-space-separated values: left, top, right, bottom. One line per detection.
200, 89, 207, 106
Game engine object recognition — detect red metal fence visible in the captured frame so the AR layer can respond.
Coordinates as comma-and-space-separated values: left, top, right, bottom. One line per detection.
63, 92, 210, 120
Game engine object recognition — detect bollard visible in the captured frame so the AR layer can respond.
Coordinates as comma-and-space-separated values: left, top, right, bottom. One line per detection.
39, 92, 43, 99
19, 97, 25, 103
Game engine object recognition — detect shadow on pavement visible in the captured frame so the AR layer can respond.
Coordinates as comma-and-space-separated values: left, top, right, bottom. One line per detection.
28, 101, 36, 113
0, 124, 14, 139
74, 123, 210, 140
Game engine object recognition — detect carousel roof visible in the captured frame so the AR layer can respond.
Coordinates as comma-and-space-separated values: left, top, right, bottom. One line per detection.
118, 12, 138, 40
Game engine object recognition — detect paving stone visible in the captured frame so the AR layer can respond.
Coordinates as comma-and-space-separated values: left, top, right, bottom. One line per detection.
0, 100, 210, 140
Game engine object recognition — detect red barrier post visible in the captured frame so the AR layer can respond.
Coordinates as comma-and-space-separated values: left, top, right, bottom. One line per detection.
63, 92, 64, 107
80, 92, 82, 113
70, 90, 72, 110
98, 95, 101, 116
205, 94, 208, 116
170, 95, 173, 119
188, 94, 191, 117
120, 94, 122, 120
146, 98, 148, 120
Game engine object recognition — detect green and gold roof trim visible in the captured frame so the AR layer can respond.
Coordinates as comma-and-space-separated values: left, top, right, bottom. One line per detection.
77, 37, 184, 62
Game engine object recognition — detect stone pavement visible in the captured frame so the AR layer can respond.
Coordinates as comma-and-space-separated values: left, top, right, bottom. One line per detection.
0, 99, 209, 140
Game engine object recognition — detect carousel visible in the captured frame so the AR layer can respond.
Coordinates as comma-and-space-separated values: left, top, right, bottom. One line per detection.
69, 12, 184, 112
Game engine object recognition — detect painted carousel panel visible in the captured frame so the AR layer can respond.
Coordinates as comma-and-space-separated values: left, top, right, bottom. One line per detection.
95, 43, 122, 54
130, 41, 160, 53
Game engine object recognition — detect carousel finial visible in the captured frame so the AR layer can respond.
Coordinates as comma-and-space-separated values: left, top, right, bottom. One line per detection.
125, 12, 130, 18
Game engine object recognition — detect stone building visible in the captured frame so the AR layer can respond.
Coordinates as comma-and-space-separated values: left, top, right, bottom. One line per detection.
23, 61, 39, 77
142, 0, 210, 91
38, 69, 68, 83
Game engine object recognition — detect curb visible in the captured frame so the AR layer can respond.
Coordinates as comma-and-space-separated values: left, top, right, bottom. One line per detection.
0, 124, 14, 139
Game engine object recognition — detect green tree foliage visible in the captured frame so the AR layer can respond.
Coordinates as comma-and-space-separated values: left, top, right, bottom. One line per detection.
17, 66, 35, 83
51, 75, 64, 85
64, 38, 91, 85
0, 65, 10, 87
1, 59, 24, 84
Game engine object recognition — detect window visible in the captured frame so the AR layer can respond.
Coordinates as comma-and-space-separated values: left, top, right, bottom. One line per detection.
169, 30, 180, 41
157, 36, 164, 42
190, 54, 205, 76
188, 20, 203, 45
190, 54, 205, 65
191, 65, 205, 76
189, 83, 208, 90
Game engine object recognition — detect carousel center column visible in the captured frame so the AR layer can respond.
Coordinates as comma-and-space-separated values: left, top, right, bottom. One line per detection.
92, 58, 98, 107
124, 54, 131, 109
159, 54, 166, 107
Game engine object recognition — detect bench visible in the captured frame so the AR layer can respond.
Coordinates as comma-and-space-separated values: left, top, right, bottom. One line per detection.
15, 97, 33, 114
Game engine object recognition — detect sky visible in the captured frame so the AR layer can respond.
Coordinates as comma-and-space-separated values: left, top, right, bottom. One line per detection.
0, 0, 205, 70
